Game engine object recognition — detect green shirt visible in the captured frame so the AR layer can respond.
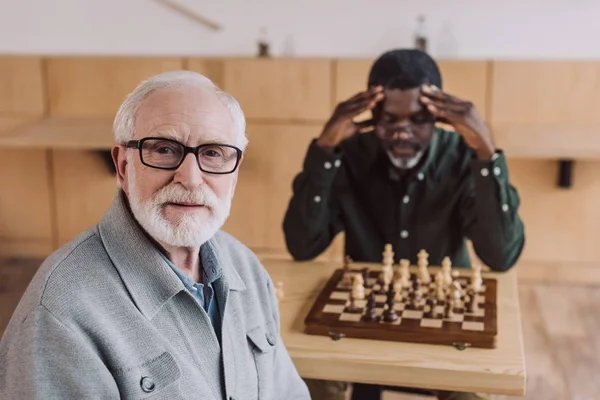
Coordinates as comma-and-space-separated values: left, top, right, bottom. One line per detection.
282, 128, 525, 271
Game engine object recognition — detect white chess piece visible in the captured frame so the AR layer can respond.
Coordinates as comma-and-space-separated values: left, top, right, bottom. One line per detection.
441, 257, 453, 287
470, 263, 483, 293
417, 249, 431, 284
435, 271, 446, 301
451, 280, 462, 307
399, 259, 411, 288
381, 244, 394, 286
352, 274, 365, 300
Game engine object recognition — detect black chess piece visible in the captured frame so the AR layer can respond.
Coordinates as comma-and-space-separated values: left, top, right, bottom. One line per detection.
425, 298, 435, 318
382, 289, 398, 322
363, 291, 378, 321
362, 267, 372, 288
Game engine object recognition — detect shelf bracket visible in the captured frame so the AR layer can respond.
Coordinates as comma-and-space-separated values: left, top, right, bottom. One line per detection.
557, 159, 574, 189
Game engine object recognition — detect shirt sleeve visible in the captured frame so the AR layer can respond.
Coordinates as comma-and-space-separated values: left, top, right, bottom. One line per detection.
282, 139, 345, 260
0, 305, 120, 400
459, 151, 526, 271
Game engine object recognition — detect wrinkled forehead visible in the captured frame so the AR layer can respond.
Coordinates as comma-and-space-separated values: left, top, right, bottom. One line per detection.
134, 86, 236, 145
381, 87, 424, 116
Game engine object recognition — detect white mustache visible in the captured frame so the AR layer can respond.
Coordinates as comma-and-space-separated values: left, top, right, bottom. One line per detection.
152, 184, 219, 211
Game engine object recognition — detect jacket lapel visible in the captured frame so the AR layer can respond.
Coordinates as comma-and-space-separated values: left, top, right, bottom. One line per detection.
98, 190, 185, 320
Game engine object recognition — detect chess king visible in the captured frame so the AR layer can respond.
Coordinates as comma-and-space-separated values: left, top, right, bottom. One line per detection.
283, 49, 525, 400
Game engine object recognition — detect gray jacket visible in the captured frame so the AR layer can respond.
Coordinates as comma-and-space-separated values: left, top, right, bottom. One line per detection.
0, 191, 310, 400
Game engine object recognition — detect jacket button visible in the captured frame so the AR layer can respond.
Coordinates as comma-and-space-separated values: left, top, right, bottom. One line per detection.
266, 333, 276, 346
140, 376, 155, 393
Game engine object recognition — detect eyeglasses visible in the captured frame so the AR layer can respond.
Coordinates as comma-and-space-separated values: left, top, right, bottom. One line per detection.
125, 137, 242, 174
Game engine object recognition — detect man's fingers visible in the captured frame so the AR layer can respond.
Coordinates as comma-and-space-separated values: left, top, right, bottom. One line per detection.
340, 93, 384, 115
425, 104, 460, 120
342, 86, 384, 106
421, 84, 462, 103
354, 118, 375, 131
421, 97, 469, 113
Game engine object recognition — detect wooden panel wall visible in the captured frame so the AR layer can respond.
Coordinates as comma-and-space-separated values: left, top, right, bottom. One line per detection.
1, 56, 600, 278
491, 61, 600, 158
46, 57, 184, 117
222, 122, 343, 261
0, 57, 51, 257
216, 58, 332, 122
0, 56, 45, 116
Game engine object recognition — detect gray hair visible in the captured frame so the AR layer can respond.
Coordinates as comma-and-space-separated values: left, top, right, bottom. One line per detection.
113, 70, 248, 151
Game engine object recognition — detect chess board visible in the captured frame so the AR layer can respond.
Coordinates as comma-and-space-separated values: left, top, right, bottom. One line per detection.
304, 267, 498, 349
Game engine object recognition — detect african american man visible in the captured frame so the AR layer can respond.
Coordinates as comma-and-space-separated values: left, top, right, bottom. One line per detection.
282, 49, 525, 400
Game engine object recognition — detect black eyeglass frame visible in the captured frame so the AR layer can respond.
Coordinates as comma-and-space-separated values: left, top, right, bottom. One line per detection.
124, 137, 243, 174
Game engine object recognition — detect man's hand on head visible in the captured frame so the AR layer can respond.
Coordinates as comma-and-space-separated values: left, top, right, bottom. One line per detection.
316, 86, 385, 150
420, 84, 496, 160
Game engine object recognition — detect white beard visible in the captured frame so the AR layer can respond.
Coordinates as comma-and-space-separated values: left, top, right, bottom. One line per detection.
126, 164, 232, 248
387, 150, 424, 170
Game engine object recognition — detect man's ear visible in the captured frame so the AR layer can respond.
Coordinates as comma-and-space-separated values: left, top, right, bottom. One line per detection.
111, 145, 129, 192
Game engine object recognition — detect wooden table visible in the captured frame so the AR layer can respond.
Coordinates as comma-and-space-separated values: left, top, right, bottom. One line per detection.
262, 258, 526, 396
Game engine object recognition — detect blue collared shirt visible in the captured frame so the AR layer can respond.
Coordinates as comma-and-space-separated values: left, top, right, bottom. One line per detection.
160, 244, 222, 342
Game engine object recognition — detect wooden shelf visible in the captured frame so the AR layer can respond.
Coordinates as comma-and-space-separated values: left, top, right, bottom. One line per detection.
0, 117, 114, 150
493, 124, 600, 159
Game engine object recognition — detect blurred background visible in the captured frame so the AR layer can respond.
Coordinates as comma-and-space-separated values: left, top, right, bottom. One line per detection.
1, 1, 599, 399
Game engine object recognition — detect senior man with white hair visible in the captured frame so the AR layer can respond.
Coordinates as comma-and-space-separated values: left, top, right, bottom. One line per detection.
0, 71, 309, 400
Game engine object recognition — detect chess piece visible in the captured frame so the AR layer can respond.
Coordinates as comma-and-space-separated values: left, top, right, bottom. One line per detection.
382, 288, 398, 322
467, 289, 480, 313
352, 273, 365, 300
361, 267, 372, 288
451, 280, 463, 308
469, 263, 483, 293
380, 244, 394, 288
399, 259, 411, 288
435, 271, 446, 301
441, 257, 453, 287
346, 293, 361, 313
363, 291, 378, 321
425, 298, 435, 318
417, 249, 431, 284
340, 256, 353, 287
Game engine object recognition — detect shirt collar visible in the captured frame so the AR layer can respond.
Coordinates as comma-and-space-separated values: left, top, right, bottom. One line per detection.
159, 243, 223, 290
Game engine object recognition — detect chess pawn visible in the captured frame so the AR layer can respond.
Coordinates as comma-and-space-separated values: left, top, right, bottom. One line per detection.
352, 273, 365, 300
399, 259, 411, 288
382, 243, 394, 265
361, 267, 372, 288
451, 281, 463, 308
441, 257, 453, 287
469, 264, 483, 293
435, 271, 446, 301
383, 289, 398, 322
363, 292, 378, 321
417, 249, 431, 284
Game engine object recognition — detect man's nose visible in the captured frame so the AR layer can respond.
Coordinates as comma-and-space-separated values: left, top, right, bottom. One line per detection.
173, 153, 205, 190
